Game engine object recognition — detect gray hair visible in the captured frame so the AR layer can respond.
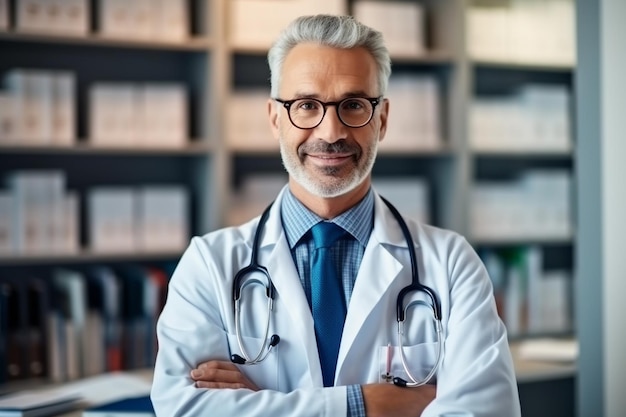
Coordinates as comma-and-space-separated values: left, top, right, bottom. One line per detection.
267, 14, 391, 98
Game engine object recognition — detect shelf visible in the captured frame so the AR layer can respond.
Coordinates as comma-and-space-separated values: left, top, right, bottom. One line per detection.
231, 44, 454, 65
0, 1, 580, 401
0, 141, 214, 156
471, 236, 574, 247
378, 145, 457, 157
389, 50, 455, 66
0, 30, 213, 52
0, 248, 185, 266
470, 58, 575, 73
227, 145, 279, 154
472, 148, 573, 159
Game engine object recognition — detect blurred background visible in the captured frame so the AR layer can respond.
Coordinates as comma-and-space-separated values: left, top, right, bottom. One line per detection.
0, 0, 623, 416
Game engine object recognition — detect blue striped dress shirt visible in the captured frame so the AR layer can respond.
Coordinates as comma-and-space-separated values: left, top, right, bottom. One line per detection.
280, 187, 373, 417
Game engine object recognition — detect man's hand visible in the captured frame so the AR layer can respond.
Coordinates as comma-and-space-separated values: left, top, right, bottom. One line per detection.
362, 383, 436, 417
191, 362, 435, 417
191, 360, 259, 391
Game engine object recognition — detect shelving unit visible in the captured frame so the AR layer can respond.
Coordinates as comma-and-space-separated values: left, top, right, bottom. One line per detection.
0, 0, 223, 388
0, 0, 577, 397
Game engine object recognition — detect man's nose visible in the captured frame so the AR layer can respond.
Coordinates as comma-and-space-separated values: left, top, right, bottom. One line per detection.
314, 107, 348, 143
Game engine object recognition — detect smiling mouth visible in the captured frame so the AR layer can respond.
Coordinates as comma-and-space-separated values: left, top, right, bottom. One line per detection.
308, 153, 351, 165
298, 140, 359, 167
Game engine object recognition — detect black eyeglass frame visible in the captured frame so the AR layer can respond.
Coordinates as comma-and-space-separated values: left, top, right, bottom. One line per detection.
273, 96, 382, 129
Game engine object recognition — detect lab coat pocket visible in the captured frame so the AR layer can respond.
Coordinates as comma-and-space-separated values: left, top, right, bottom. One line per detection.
378, 342, 439, 384
227, 332, 279, 391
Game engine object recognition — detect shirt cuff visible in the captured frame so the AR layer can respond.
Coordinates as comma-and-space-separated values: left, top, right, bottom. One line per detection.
346, 384, 366, 417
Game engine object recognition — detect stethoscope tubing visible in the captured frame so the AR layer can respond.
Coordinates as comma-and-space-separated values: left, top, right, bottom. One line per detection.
231, 195, 444, 387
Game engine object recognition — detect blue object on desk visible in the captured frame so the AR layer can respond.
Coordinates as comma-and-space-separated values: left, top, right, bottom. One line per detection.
82, 395, 154, 417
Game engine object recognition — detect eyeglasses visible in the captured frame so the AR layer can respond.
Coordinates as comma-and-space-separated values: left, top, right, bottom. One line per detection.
274, 96, 381, 129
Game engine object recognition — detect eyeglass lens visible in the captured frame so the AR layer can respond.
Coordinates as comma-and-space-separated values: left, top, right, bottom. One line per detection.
288, 98, 374, 129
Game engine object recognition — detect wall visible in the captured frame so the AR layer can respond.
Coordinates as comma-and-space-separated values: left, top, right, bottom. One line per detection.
576, 0, 626, 415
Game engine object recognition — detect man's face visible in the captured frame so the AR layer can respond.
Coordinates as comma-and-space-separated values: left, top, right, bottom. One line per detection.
268, 43, 388, 200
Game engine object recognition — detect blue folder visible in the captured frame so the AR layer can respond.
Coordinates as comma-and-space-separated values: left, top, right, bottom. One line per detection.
82, 395, 154, 416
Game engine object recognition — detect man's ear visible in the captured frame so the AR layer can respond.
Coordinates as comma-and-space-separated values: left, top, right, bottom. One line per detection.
268, 99, 280, 140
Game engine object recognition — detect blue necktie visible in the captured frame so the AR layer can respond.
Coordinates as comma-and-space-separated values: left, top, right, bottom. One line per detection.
310, 221, 347, 387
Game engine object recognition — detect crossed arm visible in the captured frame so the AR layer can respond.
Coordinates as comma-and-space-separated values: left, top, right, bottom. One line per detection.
190, 360, 436, 417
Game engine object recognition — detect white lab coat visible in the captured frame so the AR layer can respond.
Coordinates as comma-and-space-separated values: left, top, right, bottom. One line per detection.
151, 187, 521, 417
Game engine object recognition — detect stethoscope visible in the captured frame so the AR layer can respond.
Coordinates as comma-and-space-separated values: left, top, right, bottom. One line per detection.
230, 196, 443, 388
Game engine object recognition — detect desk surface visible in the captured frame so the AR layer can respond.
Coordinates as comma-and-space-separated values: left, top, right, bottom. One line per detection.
510, 339, 578, 383
21, 343, 579, 417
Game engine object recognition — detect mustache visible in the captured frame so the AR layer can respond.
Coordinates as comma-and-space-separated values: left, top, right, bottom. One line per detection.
298, 139, 360, 155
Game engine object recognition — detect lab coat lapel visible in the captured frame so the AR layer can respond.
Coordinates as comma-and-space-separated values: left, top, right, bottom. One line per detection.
336, 193, 408, 379
258, 190, 322, 386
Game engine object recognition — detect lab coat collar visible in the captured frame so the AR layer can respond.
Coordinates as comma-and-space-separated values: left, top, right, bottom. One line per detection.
254, 186, 420, 387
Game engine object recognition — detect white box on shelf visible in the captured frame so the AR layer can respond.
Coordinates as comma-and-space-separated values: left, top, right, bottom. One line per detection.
53, 190, 79, 254
520, 84, 572, 152
469, 99, 495, 150
51, 71, 77, 146
509, 0, 544, 64
15, 0, 48, 33
381, 75, 440, 151
0, 93, 17, 144
137, 186, 189, 251
96, 0, 135, 39
0, 0, 8, 31
6, 170, 66, 253
128, 0, 154, 40
0, 192, 13, 255
522, 170, 572, 239
139, 84, 187, 148
353, 0, 426, 57
372, 178, 430, 225
43, 172, 67, 253
469, 0, 575, 66
154, 0, 188, 41
88, 187, 136, 252
89, 83, 138, 146
228, 174, 287, 226
471, 94, 547, 152
470, 182, 521, 240
4, 69, 53, 144
537, 270, 572, 333
54, 0, 90, 36
467, 3, 511, 61
65, 191, 80, 253
8, 172, 38, 253
549, 0, 576, 65
227, 89, 276, 151
229, 0, 346, 49
511, 0, 575, 66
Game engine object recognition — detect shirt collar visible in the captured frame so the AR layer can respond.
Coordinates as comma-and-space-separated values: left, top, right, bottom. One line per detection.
281, 187, 374, 249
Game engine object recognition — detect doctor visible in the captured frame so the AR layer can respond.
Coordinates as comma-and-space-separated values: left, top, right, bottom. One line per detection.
151, 14, 521, 417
